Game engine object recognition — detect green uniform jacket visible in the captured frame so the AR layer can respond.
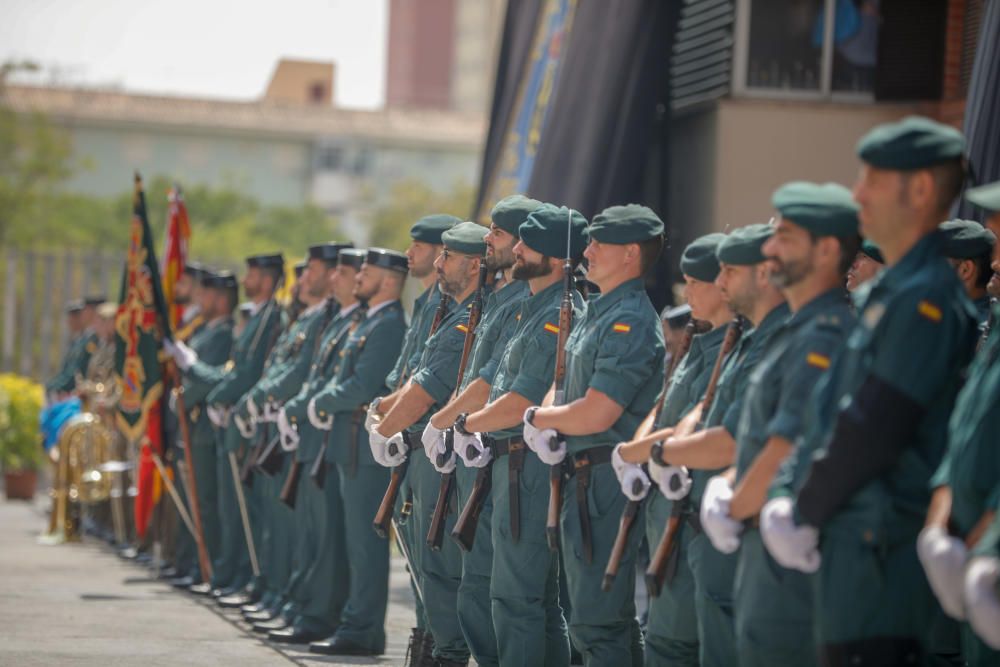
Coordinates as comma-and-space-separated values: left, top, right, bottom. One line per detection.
561, 278, 664, 454
459, 280, 530, 391
312, 301, 407, 466
46, 330, 98, 394
385, 285, 441, 391
181, 317, 235, 441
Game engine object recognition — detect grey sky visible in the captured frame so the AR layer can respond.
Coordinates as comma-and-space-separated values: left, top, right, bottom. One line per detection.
0, 0, 388, 109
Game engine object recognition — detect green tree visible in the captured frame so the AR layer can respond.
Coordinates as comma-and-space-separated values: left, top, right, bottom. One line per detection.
367, 179, 476, 250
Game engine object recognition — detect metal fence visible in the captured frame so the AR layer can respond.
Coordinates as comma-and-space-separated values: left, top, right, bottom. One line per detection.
1, 247, 122, 382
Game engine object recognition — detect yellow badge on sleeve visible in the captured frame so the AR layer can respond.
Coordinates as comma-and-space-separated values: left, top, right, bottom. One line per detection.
806, 352, 831, 369
456, 324, 469, 333
612, 323, 631, 333
543, 322, 559, 334
917, 300, 942, 323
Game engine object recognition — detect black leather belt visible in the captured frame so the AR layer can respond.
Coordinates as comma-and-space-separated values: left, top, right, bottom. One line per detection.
485, 435, 526, 543
562, 445, 613, 565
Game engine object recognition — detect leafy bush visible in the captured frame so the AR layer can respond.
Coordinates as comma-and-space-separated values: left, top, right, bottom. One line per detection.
0, 373, 45, 471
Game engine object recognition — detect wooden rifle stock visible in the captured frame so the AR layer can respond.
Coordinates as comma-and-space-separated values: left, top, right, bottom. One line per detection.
374, 458, 408, 538
254, 433, 283, 476
645, 317, 744, 596
279, 460, 302, 509
309, 432, 330, 489
450, 466, 492, 552
240, 427, 268, 485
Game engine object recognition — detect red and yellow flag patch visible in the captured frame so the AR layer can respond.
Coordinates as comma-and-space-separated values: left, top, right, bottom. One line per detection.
917, 300, 942, 323
543, 322, 560, 334
806, 352, 831, 369
612, 323, 631, 333
456, 324, 469, 333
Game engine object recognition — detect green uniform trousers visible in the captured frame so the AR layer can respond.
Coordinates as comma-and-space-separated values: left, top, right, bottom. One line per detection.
173, 438, 220, 580
643, 493, 699, 667
491, 452, 569, 667
455, 464, 499, 667
211, 426, 251, 590
686, 530, 738, 667
287, 465, 347, 635
733, 530, 816, 666
410, 449, 469, 662
395, 468, 428, 631
261, 454, 296, 603
332, 462, 390, 652
559, 461, 644, 667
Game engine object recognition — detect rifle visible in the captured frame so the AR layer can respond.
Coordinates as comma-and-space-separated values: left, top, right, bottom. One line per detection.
427, 253, 489, 551
546, 209, 576, 552
601, 318, 708, 591
279, 459, 302, 509
309, 431, 330, 488
645, 316, 744, 597
374, 288, 451, 536
253, 431, 283, 476
300, 298, 345, 476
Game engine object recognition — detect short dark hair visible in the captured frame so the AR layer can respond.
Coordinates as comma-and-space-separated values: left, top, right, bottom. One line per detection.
971, 252, 993, 289
807, 231, 861, 276
927, 158, 966, 214
638, 235, 665, 275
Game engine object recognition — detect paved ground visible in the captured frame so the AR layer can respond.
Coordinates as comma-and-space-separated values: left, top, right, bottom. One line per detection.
0, 497, 417, 666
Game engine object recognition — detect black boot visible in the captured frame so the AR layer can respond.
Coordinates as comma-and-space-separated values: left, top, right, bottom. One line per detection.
404, 628, 424, 667
419, 632, 437, 667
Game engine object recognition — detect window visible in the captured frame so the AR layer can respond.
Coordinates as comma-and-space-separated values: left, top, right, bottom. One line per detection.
735, 0, 882, 99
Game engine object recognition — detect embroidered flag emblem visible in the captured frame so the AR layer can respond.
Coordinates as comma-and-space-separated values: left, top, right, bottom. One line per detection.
917, 301, 942, 322
544, 322, 559, 334
612, 323, 631, 333
806, 352, 831, 369
456, 324, 469, 333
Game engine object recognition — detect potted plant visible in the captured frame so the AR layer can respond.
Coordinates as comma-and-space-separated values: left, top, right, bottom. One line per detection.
0, 374, 45, 500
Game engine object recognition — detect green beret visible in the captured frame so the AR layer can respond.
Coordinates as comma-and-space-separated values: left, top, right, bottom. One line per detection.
442, 221, 488, 256
856, 116, 965, 170
772, 181, 859, 238
938, 219, 996, 259
410, 214, 462, 244
491, 194, 543, 236
859, 240, 884, 264
680, 233, 725, 282
716, 224, 774, 266
588, 204, 664, 244
966, 180, 1000, 212
518, 204, 589, 259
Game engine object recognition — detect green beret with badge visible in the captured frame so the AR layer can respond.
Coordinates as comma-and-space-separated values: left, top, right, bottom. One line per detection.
588, 204, 664, 244
680, 232, 725, 282
859, 239, 884, 264
518, 203, 589, 259
966, 180, 1000, 213
442, 221, 488, 256
410, 213, 463, 244
856, 116, 965, 170
772, 181, 859, 238
716, 223, 774, 265
938, 219, 996, 259
491, 194, 543, 236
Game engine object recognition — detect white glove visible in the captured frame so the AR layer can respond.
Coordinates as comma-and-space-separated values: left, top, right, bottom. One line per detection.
918, 525, 968, 620
456, 430, 491, 468
368, 428, 391, 467
307, 396, 333, 431
964, 556, 1000, 649
277, 408, 299, 452
760, 497, 820, 573
365, 399, 383, 434
234, 412, 256, 439
422, 422, 446, 460
165, 338, 198, 370
611, 444, 650, 501
430, 434, 456, 474
207, 405, 224, 428
648, 450, 693, 500
246, 394, 261, 421
523, 408, 564, 464
700, 475, 743, 554
384, 432, 408, 467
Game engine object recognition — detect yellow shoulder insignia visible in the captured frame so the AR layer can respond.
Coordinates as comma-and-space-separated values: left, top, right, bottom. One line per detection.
456, 323, 469, 334
918, 300, 942, 323
806, 352, 831, 369
612, 323, 631, 333
543, 322, 559, 334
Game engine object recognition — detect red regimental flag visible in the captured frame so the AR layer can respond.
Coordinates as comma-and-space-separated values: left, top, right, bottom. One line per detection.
161, 186, 191, 331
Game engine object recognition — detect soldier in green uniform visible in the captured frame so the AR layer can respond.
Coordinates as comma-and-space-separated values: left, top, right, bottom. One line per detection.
422, 195, 540, 667
222, 243, 346, 615
937, 219, 995, 332
694, 183, 859, 666
166, 253, 285, 597
46, 297, 102, 399
169, 271, 237, 588
255, 248, 360, 643
524, 205, 665, 666
614, 232, 733, 667
918, 180, 1000, 666
761, 117, 977, 665
302, 249, 409, 656
371, 222, 488, 667
458, 204, 587, 667
846, 240, 884, 293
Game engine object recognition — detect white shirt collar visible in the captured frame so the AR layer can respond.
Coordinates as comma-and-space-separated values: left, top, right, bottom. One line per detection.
301, 300, 326, 318
338, 302, 361, 318
247, 300, 266, 316
367, 299, 399, 317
